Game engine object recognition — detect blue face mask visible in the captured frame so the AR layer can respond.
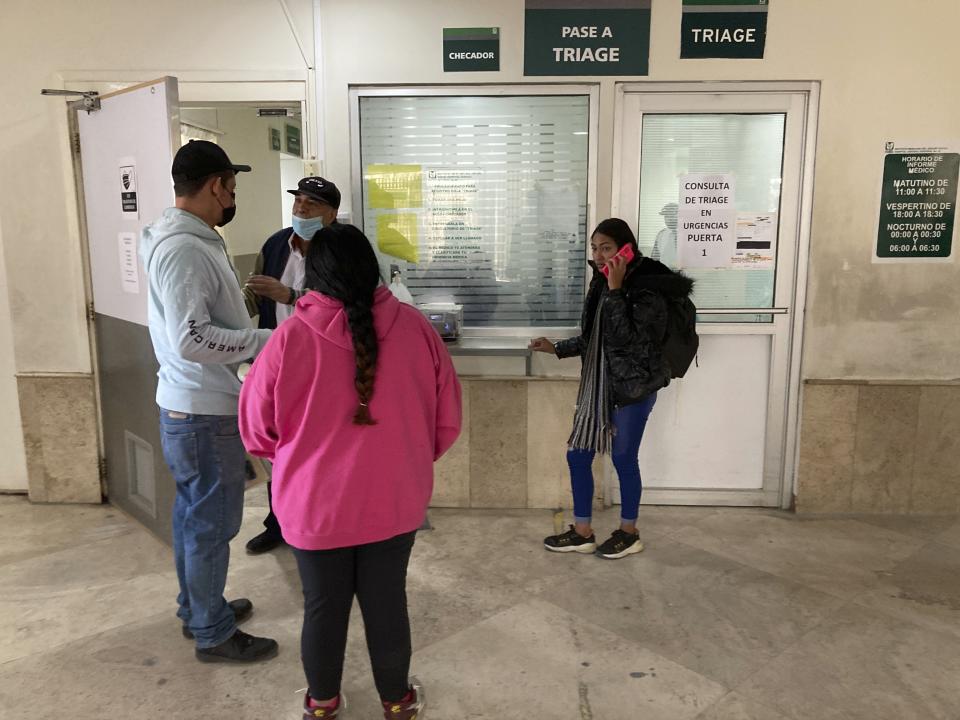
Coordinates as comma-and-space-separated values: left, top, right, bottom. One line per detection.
292, 214, 324, 240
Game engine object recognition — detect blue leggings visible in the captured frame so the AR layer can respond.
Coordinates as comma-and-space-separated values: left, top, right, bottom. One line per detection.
567, 393, 657, 524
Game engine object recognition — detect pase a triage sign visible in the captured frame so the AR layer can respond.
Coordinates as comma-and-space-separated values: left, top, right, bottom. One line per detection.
524, 0, 650, 76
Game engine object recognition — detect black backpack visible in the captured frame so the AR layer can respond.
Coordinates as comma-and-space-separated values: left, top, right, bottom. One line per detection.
662, 295, 699, 378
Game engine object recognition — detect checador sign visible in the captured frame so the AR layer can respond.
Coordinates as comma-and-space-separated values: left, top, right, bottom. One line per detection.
443, 27, 500, 71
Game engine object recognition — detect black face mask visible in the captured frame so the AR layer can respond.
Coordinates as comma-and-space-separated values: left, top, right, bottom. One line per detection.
218, 204, 237, 227
216, 189, 237, 227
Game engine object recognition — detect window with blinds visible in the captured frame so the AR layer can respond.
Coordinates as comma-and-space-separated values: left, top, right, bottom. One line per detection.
358, 94, 591, 328
638, 113, 786, 323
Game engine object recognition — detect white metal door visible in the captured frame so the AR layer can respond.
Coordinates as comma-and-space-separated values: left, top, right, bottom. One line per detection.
610, 83, 816, 508
76, 77, 180, 536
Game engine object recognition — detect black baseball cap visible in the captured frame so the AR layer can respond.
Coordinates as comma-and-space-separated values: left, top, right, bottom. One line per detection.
287, 176, 341, 209
172, 140, 252, 183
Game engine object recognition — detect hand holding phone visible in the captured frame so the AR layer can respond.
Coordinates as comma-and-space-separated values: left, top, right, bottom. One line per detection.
600, 243, 635, 277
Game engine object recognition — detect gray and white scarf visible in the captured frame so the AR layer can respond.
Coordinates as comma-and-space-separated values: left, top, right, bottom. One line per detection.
567, 295, 613, 454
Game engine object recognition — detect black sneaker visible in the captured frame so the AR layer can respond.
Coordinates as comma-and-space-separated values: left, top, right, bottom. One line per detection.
195, 629, 279, 663
245, 529, 285, 555
544, 525, 597, 554
182, 598, 253, 639
595, 529, 644, 559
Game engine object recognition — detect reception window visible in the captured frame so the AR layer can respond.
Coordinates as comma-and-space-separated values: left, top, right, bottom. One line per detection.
353, 88, 596, 329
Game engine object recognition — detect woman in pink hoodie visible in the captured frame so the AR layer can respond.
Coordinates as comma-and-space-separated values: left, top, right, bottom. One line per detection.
239, 224, 461, 720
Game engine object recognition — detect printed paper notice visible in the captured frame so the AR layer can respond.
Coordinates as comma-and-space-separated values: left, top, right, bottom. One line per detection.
367, 164, 423, 209
377, 213, 420, 263
118, 232, 140, 293
119, 156, 138, 217
731, 213, 777, 269
677, 173, 736, 268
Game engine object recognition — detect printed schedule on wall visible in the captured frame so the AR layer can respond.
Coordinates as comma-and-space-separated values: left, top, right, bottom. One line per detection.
875, 143, 958, 263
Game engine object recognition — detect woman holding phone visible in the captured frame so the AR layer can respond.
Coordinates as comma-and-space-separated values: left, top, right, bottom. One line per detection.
529, 218, 694, 559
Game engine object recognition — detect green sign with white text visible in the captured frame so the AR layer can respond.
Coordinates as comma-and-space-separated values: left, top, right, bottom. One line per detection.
524, 0, 651, 76
681, 0, 768, 59
876, 146, 958, 262
443, 27, 500, 72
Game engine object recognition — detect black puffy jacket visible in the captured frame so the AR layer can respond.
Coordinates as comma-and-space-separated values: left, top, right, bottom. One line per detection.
554, 256, 695, 408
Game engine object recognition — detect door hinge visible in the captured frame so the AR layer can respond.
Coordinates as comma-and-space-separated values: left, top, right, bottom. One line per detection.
72, 131, 82, 156
87, 302, 96, 322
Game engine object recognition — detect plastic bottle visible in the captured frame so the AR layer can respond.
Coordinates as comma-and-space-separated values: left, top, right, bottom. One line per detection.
389, 269, 415, 305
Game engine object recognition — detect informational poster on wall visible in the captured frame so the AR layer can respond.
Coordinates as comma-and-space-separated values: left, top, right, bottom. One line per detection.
367, 164, 424, 262
119, 156, 138, 217
368, 165, 492, 266
422, 168, 485, 266
731, 213, 777, 269
680, 0, 769, 59
117, 232, 140, 294
677, 173, 736, 268
524, 0, 651, 76
285, 124, 301, 157
874, 142, 958, 263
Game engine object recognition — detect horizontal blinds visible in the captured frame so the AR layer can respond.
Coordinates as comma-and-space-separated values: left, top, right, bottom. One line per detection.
359, 95, 590, 327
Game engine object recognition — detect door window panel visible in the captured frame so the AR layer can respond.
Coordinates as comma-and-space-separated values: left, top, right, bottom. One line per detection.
638, 113, 785, 322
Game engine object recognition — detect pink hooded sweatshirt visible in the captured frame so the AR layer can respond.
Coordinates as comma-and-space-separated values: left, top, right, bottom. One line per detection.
238, 286, 462, 550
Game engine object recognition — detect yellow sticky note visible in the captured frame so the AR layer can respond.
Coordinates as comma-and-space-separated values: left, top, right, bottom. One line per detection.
377, 213, 419, 264
367, 164, 423, 209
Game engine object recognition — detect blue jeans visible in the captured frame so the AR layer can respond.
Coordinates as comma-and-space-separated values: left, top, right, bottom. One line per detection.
567, 392, 657, 524
159, 409, 246, 648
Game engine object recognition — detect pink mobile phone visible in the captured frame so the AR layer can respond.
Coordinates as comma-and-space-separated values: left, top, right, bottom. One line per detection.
601, 243, 635, 277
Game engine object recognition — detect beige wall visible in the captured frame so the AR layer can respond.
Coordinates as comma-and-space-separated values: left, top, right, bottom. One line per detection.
0, 220, 29, 490
0, 0, 958, 502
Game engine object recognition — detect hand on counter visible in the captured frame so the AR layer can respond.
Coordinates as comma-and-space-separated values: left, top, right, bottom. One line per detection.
528, 337, 556, 354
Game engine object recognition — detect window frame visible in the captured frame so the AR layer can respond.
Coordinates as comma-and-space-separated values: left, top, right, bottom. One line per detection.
348, 83, 600, 338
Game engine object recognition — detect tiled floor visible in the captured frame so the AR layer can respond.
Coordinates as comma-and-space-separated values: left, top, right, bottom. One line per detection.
1, 488, 959, 719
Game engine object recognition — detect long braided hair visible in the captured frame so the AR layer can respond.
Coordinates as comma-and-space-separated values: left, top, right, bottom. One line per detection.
304, 224, 383, 425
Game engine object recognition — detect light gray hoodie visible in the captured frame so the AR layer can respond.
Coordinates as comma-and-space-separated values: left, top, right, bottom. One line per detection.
139, 208, 271, 415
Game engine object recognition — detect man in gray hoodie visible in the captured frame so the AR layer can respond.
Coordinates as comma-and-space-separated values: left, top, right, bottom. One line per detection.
139, 140, 277, 663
